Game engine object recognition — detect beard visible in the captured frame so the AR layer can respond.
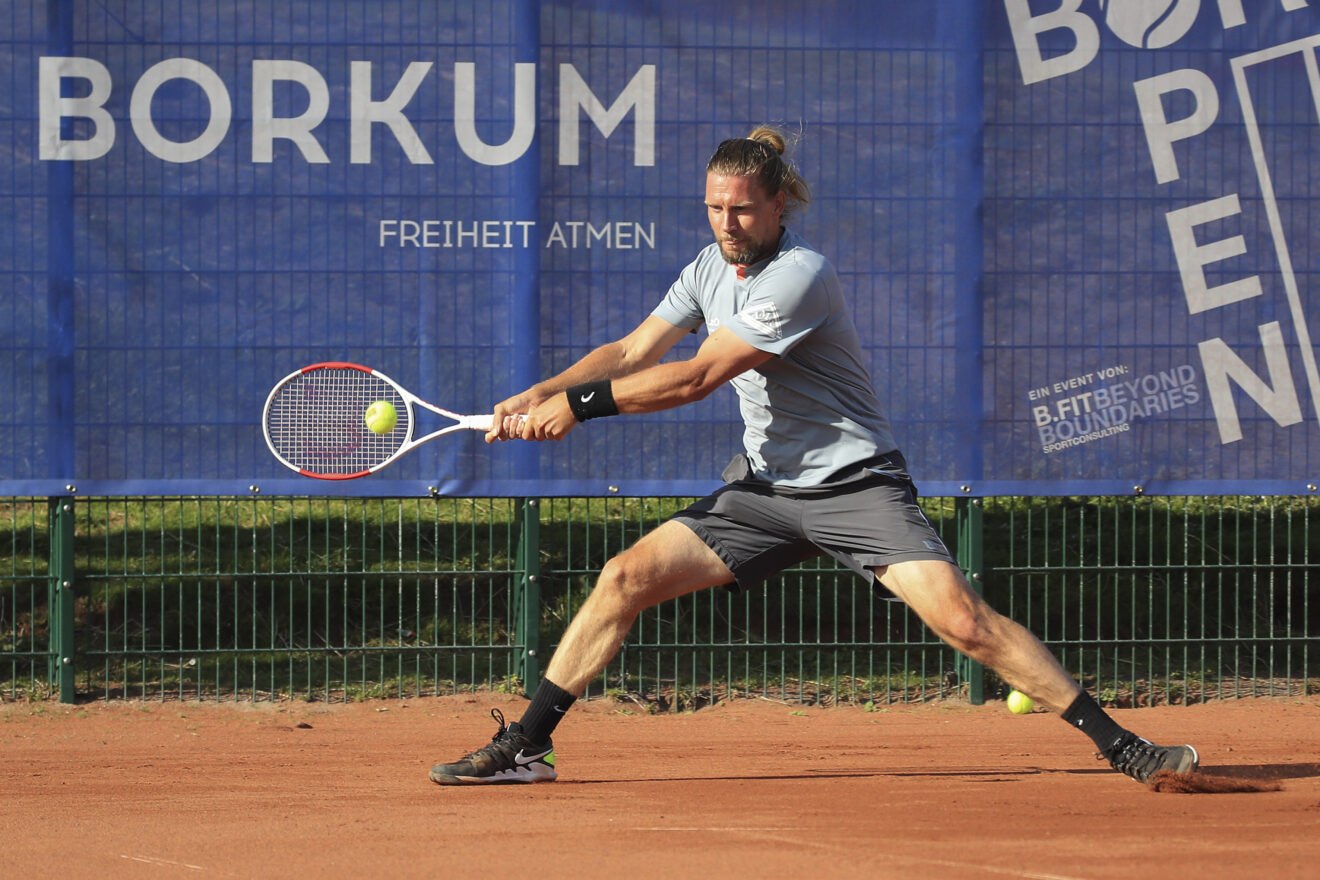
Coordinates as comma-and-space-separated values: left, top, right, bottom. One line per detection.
717, 236, 772, 266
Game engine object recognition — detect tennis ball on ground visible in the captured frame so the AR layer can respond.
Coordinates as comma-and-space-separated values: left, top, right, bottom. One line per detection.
1006, 690, 1035, 715
364, 400, 397, 435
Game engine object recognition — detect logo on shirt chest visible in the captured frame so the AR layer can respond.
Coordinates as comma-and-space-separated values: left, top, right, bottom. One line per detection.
738, 302, 783, 339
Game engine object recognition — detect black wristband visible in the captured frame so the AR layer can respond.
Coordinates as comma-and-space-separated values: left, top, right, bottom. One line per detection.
566, 380, 619, 421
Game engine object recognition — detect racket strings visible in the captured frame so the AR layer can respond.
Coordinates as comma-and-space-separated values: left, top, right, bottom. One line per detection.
266, 369, 409, 475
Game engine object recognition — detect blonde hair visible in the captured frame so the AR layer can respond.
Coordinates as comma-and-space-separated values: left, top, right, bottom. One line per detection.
706, 125, 811, 217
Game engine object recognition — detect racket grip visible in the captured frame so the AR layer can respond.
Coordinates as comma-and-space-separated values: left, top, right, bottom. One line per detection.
463, 414, 495, 432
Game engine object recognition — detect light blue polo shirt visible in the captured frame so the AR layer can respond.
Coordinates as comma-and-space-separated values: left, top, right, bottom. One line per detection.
652, 228, 899, 488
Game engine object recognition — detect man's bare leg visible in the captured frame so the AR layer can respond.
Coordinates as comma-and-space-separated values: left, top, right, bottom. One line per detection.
429, 521, 732, 784
877, 558, 1199, 781
877, 558, 1081, 712
544, 520, 736, 695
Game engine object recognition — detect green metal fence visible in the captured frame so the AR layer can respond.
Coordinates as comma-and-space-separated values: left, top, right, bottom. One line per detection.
1, 495, 1315, 706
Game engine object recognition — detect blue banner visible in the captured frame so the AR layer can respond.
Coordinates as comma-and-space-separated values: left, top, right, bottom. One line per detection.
2, 1, 1318, 496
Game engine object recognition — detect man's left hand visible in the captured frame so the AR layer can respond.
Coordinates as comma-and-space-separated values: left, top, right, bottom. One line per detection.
516, 393, 579, 441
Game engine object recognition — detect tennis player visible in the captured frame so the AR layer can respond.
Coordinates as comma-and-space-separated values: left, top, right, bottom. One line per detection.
429, 127, 1199, 786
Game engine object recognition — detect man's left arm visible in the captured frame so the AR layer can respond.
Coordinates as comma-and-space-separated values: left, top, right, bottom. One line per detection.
519, 328, 772, 440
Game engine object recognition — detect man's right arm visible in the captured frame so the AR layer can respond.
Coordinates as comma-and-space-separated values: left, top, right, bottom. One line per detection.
486, 315, 692, 442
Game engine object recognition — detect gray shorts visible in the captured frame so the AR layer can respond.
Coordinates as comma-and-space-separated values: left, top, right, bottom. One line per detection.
672, 455, 955, 593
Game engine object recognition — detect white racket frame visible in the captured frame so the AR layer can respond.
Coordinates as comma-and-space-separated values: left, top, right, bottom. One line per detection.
262, 362, 492, 480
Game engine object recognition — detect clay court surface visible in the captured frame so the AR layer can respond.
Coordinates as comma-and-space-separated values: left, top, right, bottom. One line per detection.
3, 695, 1318, 879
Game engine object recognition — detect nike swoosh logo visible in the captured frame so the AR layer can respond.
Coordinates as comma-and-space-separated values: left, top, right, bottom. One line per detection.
579, 392, 596, 403
514, 748, 552, 767
552, 706, 566, 713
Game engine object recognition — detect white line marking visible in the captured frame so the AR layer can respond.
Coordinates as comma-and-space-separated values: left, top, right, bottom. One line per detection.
872, 855, 1090, 880
630, 827, 1093, 880
121, 854, 207, 871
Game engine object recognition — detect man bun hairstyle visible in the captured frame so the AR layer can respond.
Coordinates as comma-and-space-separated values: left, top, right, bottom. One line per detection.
707, 125, 811, 217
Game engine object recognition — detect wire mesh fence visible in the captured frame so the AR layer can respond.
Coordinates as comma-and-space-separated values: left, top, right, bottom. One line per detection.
0, 500, 50, 699
1, 495, 1315, 705
991, 496, 1315, 705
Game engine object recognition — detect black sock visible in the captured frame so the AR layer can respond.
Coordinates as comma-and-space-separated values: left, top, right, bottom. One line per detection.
1060, 690, 1128, 754
517, 679, 576, 745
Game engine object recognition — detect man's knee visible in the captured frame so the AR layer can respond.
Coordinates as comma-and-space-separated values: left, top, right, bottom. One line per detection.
880, 560, 997, 655
936, 603, 997, 657
589, 521, 731, 615
594, 550, 656, 611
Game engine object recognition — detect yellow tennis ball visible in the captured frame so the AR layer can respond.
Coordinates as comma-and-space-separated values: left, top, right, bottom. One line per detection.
364, 400, 397, 435
1006, 690, 1035, 715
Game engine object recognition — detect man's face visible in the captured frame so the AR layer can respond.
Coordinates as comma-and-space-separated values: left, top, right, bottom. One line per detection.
705, 172, 786, 266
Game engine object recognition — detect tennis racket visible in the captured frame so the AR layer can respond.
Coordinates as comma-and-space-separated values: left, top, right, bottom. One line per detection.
263, 362, 494, 480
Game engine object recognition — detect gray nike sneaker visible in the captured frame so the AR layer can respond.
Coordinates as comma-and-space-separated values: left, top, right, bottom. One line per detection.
1105, 732, 1199, 783
429, 708, 557, 785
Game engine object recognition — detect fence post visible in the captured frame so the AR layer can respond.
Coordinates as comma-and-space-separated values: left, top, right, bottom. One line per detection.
47, 496, 77, 704
513, 498, 542, 695
955, 497, 985, 705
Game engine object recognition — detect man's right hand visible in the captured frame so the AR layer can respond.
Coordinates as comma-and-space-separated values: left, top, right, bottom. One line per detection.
484, 391, 539, 443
